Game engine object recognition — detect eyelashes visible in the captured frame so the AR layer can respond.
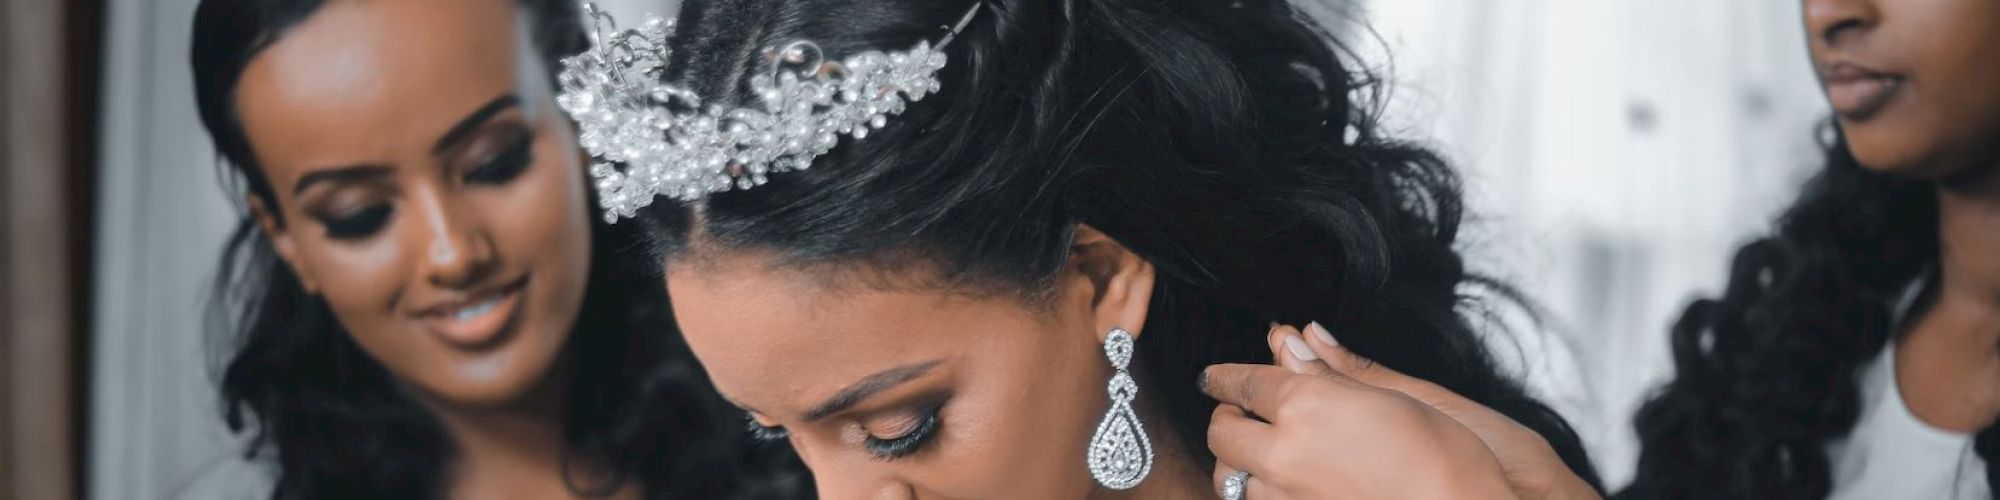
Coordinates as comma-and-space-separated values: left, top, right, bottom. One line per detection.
317, 204, 392, 240
862, 401, 943, 460
743, 398, 948, 461
305, 129, 534, 241
464, 131, 533, 185
747, 415, 790, 443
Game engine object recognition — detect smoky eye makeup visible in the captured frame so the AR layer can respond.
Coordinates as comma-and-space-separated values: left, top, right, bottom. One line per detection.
461, 126, 534, 185
746, 413, 790, 443
314, 203, 393, 240
741, 392, 952, 461
303, 187, 395, 240
861, 394, 950, 461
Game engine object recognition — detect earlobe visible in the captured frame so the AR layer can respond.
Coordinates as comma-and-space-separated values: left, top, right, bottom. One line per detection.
1071, 225, 1156, 343
248, 195, 320, 294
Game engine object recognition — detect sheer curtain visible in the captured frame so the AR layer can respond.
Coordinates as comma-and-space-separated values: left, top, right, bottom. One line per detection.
1348, 0, 1829, 487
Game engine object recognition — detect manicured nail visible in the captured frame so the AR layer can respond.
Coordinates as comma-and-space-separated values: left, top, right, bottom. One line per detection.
1307, 321, 1338, 346
1283, 334, 1319, 361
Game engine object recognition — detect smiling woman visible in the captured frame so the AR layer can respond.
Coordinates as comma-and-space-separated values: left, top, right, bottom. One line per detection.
186, 0, 793, 498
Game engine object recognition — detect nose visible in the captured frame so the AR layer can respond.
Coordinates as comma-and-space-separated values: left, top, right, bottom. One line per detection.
1803, 0, 1879, 47
410, 184, 496, 288
812, 477, 912, 500
800, 451, 914, 500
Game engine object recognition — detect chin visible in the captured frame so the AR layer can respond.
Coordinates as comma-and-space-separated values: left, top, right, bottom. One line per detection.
424, 349, 563, 409
1841, 121, 1958, 179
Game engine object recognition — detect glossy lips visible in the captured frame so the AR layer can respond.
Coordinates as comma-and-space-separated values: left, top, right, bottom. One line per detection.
413, 277, 527, 349
1823, 63, 1905, 121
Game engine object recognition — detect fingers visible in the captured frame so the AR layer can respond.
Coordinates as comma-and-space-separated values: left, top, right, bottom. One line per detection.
1297, 322, 1555, 476
1211, 463, 1234, 498
1206, 404, 1273, 473
1300, 321, 1445, 403
1300, 321, 1375, 379
1266, 323, 1334, 377
1212, 460, 1279, 500
1200, 363, 1306, 419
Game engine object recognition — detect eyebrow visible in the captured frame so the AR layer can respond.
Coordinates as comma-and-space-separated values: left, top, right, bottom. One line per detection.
293, 165, 394, 196
432, 94, 521, 155
802, 360, 943, 423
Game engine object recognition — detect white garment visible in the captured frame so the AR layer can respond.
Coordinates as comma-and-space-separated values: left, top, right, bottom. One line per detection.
1826, 344, 1990, 500
165, 449, 276, 500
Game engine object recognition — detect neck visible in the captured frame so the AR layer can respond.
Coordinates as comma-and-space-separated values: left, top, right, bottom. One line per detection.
1935, 165, 2000, 310
1894, 169, 2000, 433
417, 367, 623, 499
433, 387, 567, 476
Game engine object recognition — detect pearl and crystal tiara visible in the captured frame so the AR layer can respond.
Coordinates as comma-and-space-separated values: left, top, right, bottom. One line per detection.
555, 2, 982, 223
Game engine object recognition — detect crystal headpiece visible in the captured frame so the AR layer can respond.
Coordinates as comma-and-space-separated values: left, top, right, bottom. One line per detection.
556, 2, 983, 222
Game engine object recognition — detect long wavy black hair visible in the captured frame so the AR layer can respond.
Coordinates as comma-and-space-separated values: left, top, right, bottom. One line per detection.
191, 1, 801, 498
1619, 124, 1998, 499
638, 0, 1604, 490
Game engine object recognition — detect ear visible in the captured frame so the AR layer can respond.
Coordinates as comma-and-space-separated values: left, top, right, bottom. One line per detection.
1068, 224, 1155, 344
248, 194, 320, 294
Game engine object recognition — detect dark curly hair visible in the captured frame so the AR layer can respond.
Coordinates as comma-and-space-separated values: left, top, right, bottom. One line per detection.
1619, 123, 1998, 499
640, 0, 1603, 491
191, 0, 802, 498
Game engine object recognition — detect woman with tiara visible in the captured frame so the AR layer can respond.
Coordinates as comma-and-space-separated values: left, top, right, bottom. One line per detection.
561, 0, 1604, 497
183, 0, 798, 497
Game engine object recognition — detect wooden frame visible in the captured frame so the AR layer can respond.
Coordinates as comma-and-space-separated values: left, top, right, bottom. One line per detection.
4, 0, 101, 498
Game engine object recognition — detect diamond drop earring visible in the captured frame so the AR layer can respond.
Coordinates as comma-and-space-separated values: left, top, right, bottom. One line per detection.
1087, 327, 1153, 490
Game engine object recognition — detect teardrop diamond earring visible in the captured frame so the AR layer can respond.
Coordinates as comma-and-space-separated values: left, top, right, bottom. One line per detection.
1086, 327, 1153, 490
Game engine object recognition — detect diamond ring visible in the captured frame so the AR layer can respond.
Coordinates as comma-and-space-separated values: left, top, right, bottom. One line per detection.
1220, 470, 1251, 500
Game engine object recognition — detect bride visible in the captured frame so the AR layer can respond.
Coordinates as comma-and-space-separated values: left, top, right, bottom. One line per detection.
562, 0, 1601, 497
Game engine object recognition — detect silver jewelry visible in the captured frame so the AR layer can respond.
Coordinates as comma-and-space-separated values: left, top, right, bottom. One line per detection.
1087, 327, 1153, 490
555, 1, 983, 222
1221, 470, 1251, 500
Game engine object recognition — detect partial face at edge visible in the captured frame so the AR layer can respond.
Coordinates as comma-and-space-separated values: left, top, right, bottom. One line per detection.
232, 0, 593, 408
665, 237, 1153, 499
1804, 0, 2000, 178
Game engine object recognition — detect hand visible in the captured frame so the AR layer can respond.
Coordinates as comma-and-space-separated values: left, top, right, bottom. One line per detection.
1204, 323, 1600, 500
1200, 322, 1515, 500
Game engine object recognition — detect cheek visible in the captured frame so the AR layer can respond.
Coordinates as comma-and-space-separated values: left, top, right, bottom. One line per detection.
1928, 16, 2000, 169
921, 324, 1111, 497
1863, 0, 2000, 174
300, 228, 427, 367
487, 135, 593, 329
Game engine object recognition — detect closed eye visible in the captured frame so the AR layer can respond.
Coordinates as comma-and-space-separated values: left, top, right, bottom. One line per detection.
463, 130, 533, 185
862, 399, 945, 461
315, 203, 393, 240
746, 413, 790, 444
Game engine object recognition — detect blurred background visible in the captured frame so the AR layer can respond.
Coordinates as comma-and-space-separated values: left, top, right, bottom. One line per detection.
0, 0, 1827, 497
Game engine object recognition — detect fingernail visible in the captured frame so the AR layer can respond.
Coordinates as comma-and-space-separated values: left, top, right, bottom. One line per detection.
1283, 334, 1319, 361
1307, 321, 1338, 346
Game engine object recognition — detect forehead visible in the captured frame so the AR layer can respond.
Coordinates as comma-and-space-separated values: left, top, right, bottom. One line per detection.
233, 0, 529, 176
665, 254, 1031, 414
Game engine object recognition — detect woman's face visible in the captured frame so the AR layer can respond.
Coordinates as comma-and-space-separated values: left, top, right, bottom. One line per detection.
666, 233, 1157, 499
234, 0, 592, 407
1804, 0, 2000, 178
